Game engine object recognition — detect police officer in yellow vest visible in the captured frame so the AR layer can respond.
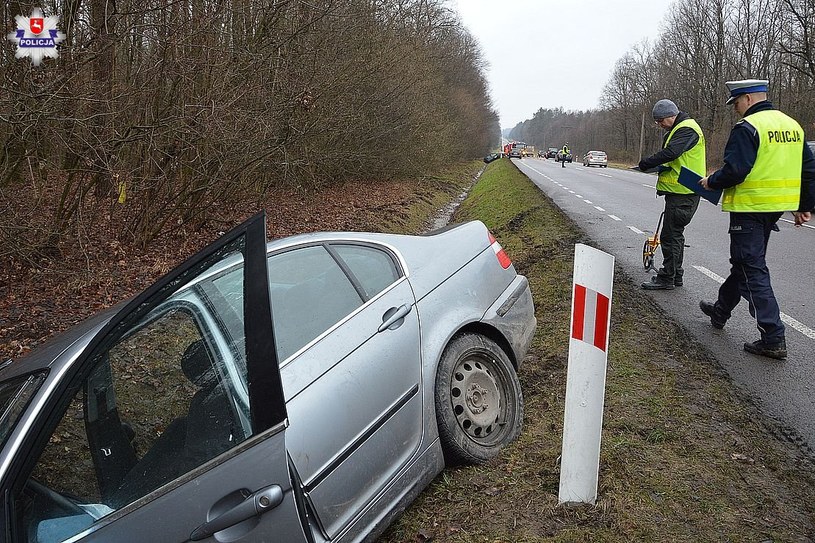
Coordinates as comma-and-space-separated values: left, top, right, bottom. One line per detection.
639, 99, 706, 290
699, 79, 815, 360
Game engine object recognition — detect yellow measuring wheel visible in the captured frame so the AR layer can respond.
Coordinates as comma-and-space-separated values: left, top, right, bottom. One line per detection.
642, 212, 664, 272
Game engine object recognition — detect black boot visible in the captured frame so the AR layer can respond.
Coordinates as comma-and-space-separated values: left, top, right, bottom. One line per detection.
641, 275, 675, 290
743, 339, 787, 360
699, 301, 726, 329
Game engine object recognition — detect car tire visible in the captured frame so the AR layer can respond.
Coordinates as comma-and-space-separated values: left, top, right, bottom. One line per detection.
434, 333, 523, 465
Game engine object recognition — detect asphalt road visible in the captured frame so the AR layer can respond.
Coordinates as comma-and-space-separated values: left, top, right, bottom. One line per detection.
513, 156, 815, 449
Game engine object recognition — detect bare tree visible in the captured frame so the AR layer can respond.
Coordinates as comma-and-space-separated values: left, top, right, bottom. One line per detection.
0, 0, 500, 261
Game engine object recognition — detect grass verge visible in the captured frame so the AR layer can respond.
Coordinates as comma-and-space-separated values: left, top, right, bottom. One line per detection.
379, 158, 815, 542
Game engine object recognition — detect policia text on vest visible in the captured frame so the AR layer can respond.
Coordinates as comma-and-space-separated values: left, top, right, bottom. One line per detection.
766, 129, 803, 143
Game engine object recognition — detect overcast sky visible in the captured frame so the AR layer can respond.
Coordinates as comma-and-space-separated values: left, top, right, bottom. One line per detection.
452, 0, 675, 130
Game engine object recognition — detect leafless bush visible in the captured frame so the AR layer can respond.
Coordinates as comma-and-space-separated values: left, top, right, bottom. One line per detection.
0, 0, 498, 259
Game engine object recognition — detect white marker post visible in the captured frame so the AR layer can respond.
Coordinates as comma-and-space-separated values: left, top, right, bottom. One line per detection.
558, 243, 614, 505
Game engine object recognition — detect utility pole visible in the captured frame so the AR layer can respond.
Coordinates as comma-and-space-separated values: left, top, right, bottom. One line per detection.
638, 111, 645, 160
561, 125, 575, 156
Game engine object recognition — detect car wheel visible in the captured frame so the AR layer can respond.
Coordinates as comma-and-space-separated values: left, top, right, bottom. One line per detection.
435, 333, 523, 465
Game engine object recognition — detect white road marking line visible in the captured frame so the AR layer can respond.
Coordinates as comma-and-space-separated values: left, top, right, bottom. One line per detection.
783, 315, 815, 339
642, 183, 655, 189
523, 164, 544, 176
694, 265, 725, 283
780, 217, 815, 230
584, 199, 593, 204
576, 194, 583, 198
595, 206, 605, 211
628, 226, 644, 235
525, 162, 565, 186
693, 265, 815, 340
596, 173, 612, 178
569, 190, 575, 194
609, 215, 621, 221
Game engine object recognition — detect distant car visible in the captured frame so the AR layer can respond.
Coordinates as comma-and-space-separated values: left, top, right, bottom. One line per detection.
509, 147, 523, 158
546, 148, 558, 159
483, 152, 501, 163
583, 151, 608, 168
0, 214, 535, 543
555, 151, 573, 163
538, 150, 546, 158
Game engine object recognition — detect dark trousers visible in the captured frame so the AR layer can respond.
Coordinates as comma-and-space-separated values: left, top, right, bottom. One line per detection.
714, 212, 785, 343
657, 193, 700, 281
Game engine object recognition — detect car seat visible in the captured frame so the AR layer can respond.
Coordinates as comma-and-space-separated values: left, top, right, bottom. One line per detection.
110, 339, 234, 507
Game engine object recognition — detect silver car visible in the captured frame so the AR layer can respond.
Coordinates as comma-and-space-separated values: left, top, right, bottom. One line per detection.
0, 213, 535, 543
583, 151, 608, 168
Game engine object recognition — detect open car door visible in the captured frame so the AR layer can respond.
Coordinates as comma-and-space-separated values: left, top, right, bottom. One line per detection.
3, 213, 311, 543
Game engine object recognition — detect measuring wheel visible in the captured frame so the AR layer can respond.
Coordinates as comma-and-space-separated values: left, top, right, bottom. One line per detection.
641, 212, 664, 272
642, 236, 659, 271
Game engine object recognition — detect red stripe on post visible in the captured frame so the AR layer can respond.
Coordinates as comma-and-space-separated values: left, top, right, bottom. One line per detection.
593, 292, 609, 352
572, 284, 586, 341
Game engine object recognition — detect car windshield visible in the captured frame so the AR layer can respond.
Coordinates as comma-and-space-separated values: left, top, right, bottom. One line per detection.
0, 372, 47, 449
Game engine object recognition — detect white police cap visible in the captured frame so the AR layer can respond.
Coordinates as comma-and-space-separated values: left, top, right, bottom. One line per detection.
725, 79, 769, 105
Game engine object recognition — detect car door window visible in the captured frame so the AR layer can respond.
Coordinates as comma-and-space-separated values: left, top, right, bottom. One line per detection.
331, 244, 401, 299
266, 245, 364, 362
14, 247, 259, 542
0, 373, 47, 450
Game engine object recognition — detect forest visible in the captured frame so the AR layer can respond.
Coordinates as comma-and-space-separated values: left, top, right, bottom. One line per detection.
509, 0, 815, 165
1, 0, 498, 262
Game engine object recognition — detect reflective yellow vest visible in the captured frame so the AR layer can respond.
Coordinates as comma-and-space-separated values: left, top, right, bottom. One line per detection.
656, 118, 706, 194
722, 110, 803, 212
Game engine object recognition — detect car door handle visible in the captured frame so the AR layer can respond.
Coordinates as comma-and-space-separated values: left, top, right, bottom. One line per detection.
190, 484, 284, 541
378, 304, 412, 332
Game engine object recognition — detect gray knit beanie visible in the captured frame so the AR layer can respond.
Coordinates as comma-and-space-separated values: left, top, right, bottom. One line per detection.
652, 99, 679, 120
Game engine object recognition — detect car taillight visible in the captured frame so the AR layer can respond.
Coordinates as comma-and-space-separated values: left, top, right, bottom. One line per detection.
488, 232, 512, 269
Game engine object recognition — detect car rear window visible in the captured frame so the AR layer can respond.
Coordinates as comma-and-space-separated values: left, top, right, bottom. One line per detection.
0, 372, 47, 449
332, 244, 400, 299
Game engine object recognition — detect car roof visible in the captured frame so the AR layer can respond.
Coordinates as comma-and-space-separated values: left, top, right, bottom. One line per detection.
0, 232, 403, 376
1, 225, 483, 380
0, 305, 119, 379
